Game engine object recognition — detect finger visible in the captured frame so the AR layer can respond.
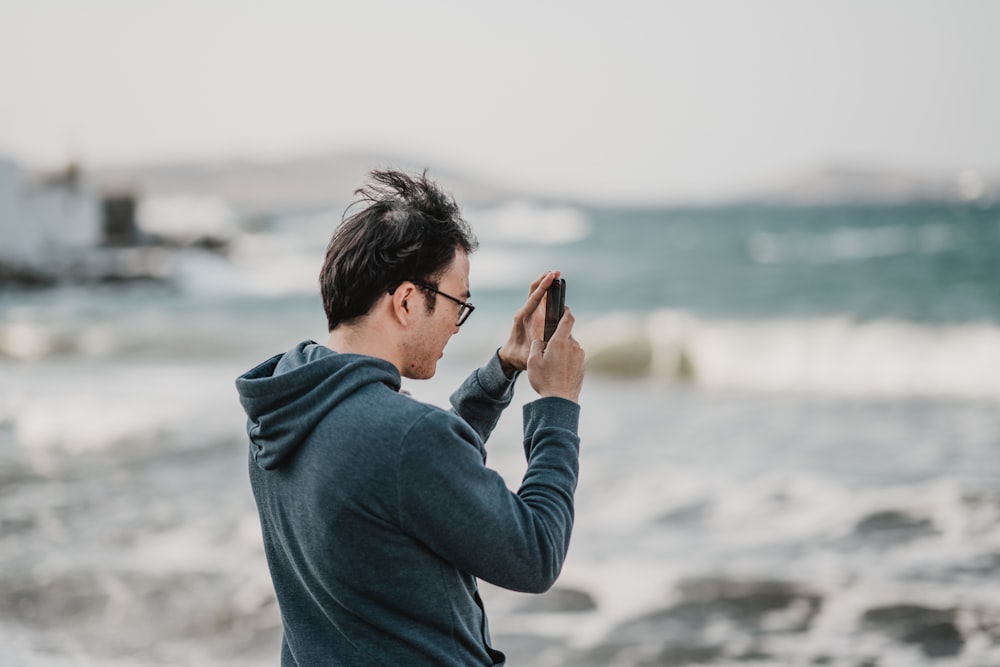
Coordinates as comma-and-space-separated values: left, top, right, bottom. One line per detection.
523, 270, 559, 315
548, 307, 576, 341
527, 270, 559, 296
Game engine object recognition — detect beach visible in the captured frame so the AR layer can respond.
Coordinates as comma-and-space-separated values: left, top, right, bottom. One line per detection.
2, 200, 1000, 666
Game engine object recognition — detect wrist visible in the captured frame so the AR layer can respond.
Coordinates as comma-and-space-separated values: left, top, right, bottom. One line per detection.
497, 347, 520, 379
500, 357, 519, 380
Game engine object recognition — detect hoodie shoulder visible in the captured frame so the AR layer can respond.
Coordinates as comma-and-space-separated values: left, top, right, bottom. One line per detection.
235, 341, 402, 470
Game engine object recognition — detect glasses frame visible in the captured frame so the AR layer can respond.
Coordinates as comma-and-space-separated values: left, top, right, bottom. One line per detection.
411, 281, 475, 326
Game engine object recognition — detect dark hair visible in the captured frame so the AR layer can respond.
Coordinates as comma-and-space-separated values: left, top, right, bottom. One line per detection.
320, 169, 478, 331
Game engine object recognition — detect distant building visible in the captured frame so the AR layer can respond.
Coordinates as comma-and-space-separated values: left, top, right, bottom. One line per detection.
0, 157, 102, 280
1, 156, 239, 285
0, 159, 19, 259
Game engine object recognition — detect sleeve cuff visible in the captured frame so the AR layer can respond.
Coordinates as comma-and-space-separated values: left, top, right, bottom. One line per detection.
476, 349, 520, 400
522, 396, 581, 438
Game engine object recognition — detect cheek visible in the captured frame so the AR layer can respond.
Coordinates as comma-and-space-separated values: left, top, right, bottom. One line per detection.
443, 323, 458, 345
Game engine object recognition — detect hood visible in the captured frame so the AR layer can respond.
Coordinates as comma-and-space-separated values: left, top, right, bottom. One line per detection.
235, 340, 401, 470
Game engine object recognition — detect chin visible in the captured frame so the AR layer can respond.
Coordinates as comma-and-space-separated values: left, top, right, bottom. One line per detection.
403, 364, 436, 381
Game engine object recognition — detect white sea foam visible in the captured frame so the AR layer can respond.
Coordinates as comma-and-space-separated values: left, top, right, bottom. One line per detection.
582, 310, 1000, 400
468, 201, 591, 245
169, 234, 323, 297
747, 223, 961, 265
468, 247, 546, 290
0, 321, 54, 360
137, 195, 239, 244
0, 319, 131, 361
484, 451, 1000, 664
3, 361, 246, 457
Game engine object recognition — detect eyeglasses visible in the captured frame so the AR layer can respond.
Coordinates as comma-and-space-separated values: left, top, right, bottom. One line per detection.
412, 281, 475, 326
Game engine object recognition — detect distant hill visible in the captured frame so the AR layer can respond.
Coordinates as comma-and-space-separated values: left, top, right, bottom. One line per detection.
743, 165, 1000, 207
83, 153, 1000, 211
87, 152, 519, 214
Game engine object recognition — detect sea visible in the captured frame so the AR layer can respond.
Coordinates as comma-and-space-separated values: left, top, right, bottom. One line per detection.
1, 198, 999, 666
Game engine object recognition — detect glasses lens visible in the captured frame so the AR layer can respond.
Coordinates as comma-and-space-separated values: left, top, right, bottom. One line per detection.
457, 304, 473, 326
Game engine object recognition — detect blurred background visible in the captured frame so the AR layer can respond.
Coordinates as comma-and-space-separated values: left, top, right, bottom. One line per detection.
2, 1, 1000, 665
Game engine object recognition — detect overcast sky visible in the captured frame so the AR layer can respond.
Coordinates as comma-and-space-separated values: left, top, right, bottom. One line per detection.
1, 0, 998, 204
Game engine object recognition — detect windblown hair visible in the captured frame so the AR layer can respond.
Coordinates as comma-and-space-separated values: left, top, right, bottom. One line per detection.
320, 169, 478, 331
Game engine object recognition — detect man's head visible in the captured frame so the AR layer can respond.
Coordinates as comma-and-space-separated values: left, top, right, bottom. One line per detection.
320, 169, 478, 332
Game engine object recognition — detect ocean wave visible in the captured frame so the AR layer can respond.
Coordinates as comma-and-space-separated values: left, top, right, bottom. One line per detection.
0, 361, 246, 456
747, 223, 961, 265
487, 466, 1000, 666
173, 236, 324, 298
581, 310, 1000, 399
0, 316, 262, 361
467, 201, 591, 245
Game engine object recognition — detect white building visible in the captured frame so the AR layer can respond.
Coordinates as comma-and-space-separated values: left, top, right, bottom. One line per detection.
0, 158, 27, 263
0, 156, 102, 275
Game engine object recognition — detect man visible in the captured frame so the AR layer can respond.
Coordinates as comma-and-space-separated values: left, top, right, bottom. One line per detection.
236, 169, 585, 666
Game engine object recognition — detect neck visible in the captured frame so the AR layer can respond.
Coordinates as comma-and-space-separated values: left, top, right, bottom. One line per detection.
326, 322, 403, 373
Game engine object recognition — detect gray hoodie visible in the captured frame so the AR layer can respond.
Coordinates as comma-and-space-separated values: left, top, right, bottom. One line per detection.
236, 341, 581, 666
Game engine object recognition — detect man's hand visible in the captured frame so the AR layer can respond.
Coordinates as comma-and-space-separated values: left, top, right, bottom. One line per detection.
498, 271, 560, 377
527, 307, 586, 403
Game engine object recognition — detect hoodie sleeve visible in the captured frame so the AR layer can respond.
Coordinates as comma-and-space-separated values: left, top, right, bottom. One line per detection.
448, 350, 519, 444
397, 397, 580, 594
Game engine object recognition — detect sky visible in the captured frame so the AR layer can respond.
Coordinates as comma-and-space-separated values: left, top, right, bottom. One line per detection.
1, 0, 999, 204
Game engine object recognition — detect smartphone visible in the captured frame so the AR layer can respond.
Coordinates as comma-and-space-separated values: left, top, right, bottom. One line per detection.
544, 278, 566, 342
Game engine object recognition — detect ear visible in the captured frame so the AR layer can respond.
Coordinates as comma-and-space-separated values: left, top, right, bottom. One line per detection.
390, 282, 418, 328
